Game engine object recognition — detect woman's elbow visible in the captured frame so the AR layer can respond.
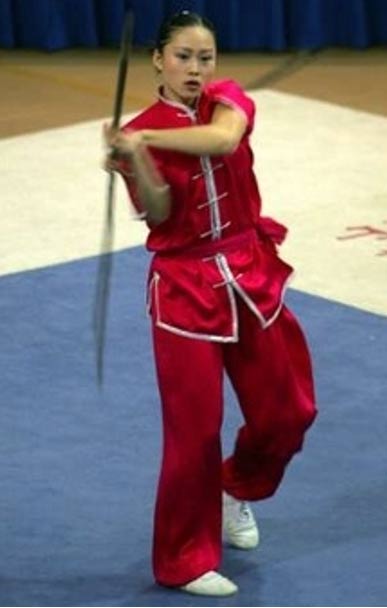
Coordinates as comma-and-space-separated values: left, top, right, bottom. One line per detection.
217, 131, 241, 155
148, 198, 171, 225
221, 140, 240, 155
149, 209, 170, 225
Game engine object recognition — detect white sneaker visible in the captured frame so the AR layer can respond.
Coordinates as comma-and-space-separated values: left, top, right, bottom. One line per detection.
223, 492, 260, 550
180, 570, 238, 596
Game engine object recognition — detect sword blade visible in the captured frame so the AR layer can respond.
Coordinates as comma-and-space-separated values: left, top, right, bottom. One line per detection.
93, 11, 134, 387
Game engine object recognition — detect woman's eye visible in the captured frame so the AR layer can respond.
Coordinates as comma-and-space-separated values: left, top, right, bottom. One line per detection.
201, 56, 213, 63
177, 53, 189, 60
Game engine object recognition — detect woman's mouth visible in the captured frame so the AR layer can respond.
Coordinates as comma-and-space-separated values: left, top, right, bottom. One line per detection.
184, 80, 201, 90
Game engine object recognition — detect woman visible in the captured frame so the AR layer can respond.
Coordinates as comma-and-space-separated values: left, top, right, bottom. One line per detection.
104, 10, 317, 597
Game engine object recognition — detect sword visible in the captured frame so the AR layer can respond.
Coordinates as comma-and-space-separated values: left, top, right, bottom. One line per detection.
93, 11, 134, 387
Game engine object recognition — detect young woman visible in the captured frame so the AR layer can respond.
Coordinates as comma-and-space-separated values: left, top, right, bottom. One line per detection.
104, 11, 317, 597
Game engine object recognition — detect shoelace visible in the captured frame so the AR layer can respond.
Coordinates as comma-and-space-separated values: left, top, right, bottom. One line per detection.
239, 502, 251, 520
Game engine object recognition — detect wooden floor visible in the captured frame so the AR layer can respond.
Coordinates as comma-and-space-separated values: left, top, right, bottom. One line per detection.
1, 47, 387, 138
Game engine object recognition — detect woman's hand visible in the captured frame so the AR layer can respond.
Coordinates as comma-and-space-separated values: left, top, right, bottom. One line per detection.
102, 123, 171, 224
103, 123, 143, 157
103, 154, 122, 173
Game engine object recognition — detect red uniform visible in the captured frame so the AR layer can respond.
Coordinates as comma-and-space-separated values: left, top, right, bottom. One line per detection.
121, 80, 317, 586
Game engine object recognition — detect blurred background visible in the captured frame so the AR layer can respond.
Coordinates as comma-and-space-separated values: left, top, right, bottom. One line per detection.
1, 0, 387, 137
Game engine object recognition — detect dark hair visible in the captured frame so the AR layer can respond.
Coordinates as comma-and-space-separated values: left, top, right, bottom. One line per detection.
155, 10, 216, 52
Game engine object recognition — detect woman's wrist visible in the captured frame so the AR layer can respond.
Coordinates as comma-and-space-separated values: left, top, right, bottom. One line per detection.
140, 129, 154, 146
123, 130, 145, 155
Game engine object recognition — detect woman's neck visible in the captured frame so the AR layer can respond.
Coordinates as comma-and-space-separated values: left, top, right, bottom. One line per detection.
159, 85, 199, 109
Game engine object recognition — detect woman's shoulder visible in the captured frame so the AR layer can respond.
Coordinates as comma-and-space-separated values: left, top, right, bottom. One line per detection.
202, 79, 256, 127
204, 79, 250, 101
121, 100, 167, 132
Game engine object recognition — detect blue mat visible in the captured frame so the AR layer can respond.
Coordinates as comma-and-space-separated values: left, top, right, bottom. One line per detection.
1, 247, 386, 607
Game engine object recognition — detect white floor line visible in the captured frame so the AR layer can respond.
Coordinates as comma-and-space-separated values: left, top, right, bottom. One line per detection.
1, 91, 386, 316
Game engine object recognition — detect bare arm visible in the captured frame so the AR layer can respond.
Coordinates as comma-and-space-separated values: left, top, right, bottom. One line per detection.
109, 104, 248, 158
104, 103, 247, 222
104, 125, 171, 225
141, 104, 248, 156
129, 143, 171, 224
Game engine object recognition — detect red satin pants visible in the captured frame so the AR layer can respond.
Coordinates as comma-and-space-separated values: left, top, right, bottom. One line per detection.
151, 298, 317, 586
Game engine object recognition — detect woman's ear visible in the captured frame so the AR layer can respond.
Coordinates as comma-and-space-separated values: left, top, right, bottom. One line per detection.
152, 49, 163, 74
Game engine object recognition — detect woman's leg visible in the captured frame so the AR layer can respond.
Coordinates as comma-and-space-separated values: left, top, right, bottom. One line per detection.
151, 325, 224, 586
223, 300, 317, 500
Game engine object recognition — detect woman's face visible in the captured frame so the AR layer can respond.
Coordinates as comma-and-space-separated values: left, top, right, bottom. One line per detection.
153, 26, 216, 107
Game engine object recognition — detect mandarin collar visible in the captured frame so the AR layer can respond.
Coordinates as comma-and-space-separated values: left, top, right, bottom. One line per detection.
158, 86, 201, 119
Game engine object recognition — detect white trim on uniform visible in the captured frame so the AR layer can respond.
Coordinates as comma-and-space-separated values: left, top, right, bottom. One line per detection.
147, 259, 293, 341
148, 271, 239, 343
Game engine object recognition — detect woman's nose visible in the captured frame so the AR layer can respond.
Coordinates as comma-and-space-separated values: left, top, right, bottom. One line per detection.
188, 58, 200, 74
